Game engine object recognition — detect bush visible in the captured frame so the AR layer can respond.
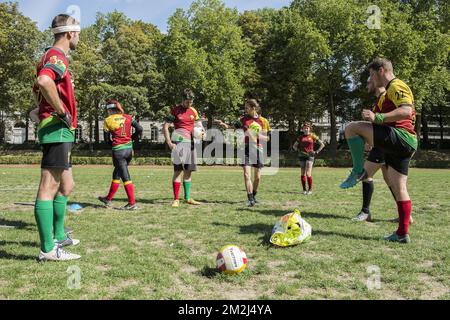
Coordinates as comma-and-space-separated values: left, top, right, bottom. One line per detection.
0, 149, 449, 168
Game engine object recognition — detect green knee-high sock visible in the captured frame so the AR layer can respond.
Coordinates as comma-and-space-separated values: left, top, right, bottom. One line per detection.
35, 200, 55, 253
183, 181, 192, 200
53, 195, 68, 242
347, 136, 365, 174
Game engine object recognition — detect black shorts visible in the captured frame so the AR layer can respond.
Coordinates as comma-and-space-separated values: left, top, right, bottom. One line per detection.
299, 155, 315, 167
172, 142, 197, 172
240, 145, 264, 169
373, 124, 415, 175
367, 147, 385, 164
41, 142, 73, 170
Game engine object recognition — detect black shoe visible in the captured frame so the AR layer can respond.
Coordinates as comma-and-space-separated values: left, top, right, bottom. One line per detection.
98, 196, 112, 207
247, 200, 256, 207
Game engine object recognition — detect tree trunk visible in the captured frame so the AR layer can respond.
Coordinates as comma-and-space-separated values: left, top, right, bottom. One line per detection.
328, 89, 337, 155
94, 111, 100, 145
25, 116, 29, 143
420, 111, 429, 148
439, 110, 444, 148
89, 118, 93, 152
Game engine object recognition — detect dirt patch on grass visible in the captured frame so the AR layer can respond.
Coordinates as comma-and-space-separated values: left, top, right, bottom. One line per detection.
107, 279, 140, 297
418, 274, 449, 300
16, 284, 35, 295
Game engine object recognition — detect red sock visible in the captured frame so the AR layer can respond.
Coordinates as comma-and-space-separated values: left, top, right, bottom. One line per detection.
301, 176, 307, 191
307, 176, 313, 191
106, 180, 121, 201
397, 200, 412, 236
124, 181, 136, 205
173, 182, 181, 200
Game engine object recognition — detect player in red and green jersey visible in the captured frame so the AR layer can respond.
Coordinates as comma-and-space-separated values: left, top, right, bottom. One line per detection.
341, 58, 417, 243
163, 89, 204, 208
32, 14, 81, 261
215, 99, 271, 207
293, 122, 325, 195
98, 100, 143, 210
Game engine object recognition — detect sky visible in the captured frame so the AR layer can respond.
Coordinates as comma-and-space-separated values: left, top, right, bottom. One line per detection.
5, 0, 292, 32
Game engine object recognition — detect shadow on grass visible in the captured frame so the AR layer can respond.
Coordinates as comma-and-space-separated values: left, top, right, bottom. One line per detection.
211, 222, 273, 247
0, 218, 35, 230
0, 250, 37, 261
70, 202, 111, 210
113, 198, 172, 205
313, 229, 380, 241
0, 240, 39, 247
199, 266, 220, 279
253, 209, 349, 221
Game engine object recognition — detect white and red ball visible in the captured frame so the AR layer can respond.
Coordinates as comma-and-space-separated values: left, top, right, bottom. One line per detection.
216, 245, 248, 274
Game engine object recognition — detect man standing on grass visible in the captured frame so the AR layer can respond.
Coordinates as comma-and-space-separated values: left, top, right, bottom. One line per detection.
340, 58, 417, 244
32, 14, 81, 261
163, 89, 204, 208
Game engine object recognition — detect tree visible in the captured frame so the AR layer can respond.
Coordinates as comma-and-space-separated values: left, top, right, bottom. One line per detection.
0, 2, 41, 142
161, 0, 254, 128
291, 0, 376, 152
256, 7, 329, 146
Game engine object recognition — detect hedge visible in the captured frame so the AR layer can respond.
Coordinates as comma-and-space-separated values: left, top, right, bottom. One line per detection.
0, 155, 448, 168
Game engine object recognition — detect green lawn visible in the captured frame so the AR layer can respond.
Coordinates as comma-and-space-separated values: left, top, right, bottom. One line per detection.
0, 165, 449, 300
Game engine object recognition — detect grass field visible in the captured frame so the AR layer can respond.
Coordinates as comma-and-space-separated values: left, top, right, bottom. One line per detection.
0, 165, 449, 300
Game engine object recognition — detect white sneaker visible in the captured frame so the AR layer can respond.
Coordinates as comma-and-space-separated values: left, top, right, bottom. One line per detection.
302, 191, 308, 195
38, 245, 81, 262
55, 236, 80, 248
307, 191, 313, 196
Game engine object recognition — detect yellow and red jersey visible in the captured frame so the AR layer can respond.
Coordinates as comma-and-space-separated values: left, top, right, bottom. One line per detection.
104, 114, 136, 150
379, 78, 416, 135
166, 105, 200, 142
298, 133, 320, 156
236, 115, 271, 147
33, 47, 77, 129
378, 78, 417, 149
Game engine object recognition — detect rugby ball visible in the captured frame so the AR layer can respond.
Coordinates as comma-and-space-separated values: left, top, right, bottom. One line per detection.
216, 245, 248, 274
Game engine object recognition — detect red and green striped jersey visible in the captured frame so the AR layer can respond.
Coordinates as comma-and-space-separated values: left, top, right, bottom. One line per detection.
33, 47, 77, 144
104, 114, 136, 150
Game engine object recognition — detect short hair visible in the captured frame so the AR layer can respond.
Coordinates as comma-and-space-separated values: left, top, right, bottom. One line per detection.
368, 57, 393, 73
52, 14, 79, 40
182, 89, 195, 100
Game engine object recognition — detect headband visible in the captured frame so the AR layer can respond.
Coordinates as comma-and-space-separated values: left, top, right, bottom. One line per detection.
106, 104, 117, 110
52, 25, 81, 34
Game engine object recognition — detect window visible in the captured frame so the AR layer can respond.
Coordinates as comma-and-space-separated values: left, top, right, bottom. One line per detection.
151, 126, 159, 141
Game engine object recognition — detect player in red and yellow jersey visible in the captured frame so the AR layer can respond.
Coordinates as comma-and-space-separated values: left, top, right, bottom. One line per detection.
215, 99, 271, 207
341, 58, 417, 243
293, 122, 325, 195
31, 14, 81, 262
98, 100, 143, 210
163, 89, 204, 208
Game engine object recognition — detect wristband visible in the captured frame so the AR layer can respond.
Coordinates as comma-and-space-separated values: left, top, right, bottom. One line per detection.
374, 113, 385, 124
